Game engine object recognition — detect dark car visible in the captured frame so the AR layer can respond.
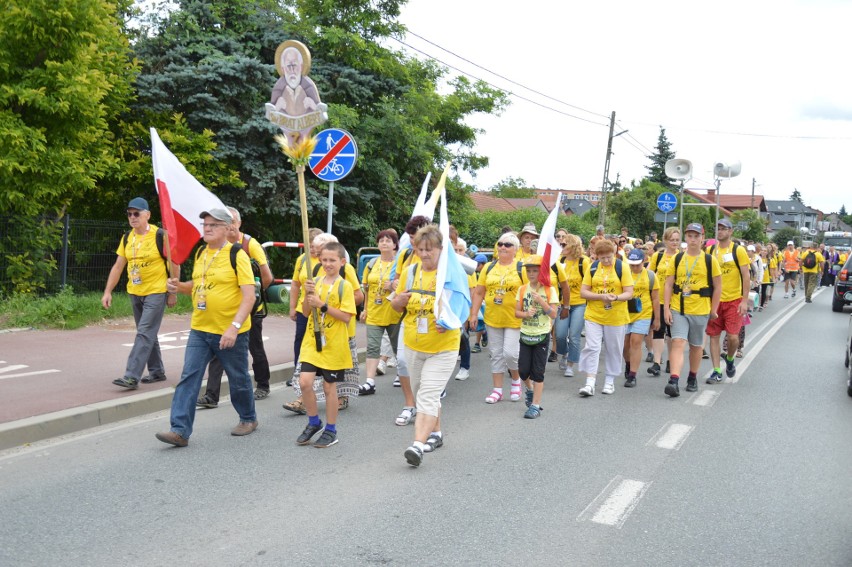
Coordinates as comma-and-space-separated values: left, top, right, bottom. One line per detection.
845, 291, 852, 397
831, 254, 852, 312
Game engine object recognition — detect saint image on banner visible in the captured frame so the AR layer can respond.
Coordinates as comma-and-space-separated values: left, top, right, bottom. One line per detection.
265, 40, 328, 141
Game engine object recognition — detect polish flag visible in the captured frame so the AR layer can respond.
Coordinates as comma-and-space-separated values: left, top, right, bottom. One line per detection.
535, 193, 563, 287
150, 128, 227, 264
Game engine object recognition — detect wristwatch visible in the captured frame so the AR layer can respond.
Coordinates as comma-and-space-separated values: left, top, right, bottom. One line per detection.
231, 321, 241, 330
320, 303, 329, 313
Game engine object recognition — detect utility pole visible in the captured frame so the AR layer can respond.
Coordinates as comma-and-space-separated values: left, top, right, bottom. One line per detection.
598, 111, 616, 226
751, 177, 756, 210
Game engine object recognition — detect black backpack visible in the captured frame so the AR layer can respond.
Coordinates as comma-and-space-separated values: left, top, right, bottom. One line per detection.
123, 228, 168, 272
802, 251, 817, 269
672, 252, 715, 313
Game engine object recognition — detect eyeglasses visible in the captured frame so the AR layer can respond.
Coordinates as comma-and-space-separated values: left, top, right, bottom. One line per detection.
127, 211, 143, 218
497, 242, 515, 248
201, 222, 227, 229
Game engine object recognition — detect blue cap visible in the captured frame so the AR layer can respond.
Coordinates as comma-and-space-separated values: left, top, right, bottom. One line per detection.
474, 254, 488, 263
127, 197, 149, 211
627, 248, 645, 264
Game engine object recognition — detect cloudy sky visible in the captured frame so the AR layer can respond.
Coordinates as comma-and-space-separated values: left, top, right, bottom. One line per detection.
397, 0, 851, 213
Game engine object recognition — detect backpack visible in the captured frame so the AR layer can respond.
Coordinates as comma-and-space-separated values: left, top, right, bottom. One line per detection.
123, 228, 169, 272
802, 251, 817, 269
195, 240, 268, 318
485, 259, 525, 283
672, 252, 715, 314
403, 264, 436, 297
709, 242, 743, 285
588, 259, 641, 313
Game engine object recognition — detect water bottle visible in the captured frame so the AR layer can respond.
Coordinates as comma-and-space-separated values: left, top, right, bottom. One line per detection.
254, 276, 261, 304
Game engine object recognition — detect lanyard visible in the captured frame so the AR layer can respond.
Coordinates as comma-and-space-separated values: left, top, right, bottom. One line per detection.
376, 259, 390, 287
317, 276, 340, 326
683, 254, 700, 285
200, 245, 224, 288
418, 269, 434, 305
129, 227, 149, 263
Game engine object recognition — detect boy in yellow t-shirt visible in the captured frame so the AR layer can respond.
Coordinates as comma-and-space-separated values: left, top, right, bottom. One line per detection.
295, 242, 356, 449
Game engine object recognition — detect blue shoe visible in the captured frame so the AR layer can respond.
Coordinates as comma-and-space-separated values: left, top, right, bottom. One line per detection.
296, 422, 323, 445
525, 388, 534, 407
471, 344, 482, 353
725, 357, 737, 378
706, 371, 723, 384
524, 405, 541, 419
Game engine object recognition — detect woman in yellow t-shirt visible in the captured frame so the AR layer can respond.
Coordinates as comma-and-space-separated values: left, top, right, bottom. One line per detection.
392, 225, 460, 467
621, 249, 660, 388
578, 239, 634, 397
554, 233, 589, 378
469, 232, 528, 404
647, 226, 681, 377
758, 245, 776, 310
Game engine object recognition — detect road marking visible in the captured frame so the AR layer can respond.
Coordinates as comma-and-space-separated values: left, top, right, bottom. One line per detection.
0, 365, 28, 374
651, 423, 694, 450
580, 476, 651, 528
691, 390, 720, 407
0, 369, 61, 381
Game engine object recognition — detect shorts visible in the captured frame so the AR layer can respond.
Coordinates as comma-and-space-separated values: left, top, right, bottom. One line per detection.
784, 271, 798, 281
670, 311, 709, 347
627, 318, 652, 336
705, 300, 743, 337
366, 323, 400, 358
652, 305, 671, 339
300, 361, 345, 384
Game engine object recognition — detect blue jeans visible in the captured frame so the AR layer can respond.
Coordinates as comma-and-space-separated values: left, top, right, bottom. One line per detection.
554, 304, 586, 363
169, 330, 256, 439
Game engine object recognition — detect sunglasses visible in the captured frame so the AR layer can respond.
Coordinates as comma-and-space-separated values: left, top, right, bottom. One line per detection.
127, 211, 144, 218
497, 242, 515, 248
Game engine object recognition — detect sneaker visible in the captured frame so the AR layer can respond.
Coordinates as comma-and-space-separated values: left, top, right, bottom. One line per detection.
358, 382, 376, 395
376, 360, 387, 376
386, 357, 397, 368
564, 366, 574, 377
285, 379, 293, 387
481, 335, 489, 348
706, 371, 723, 384
197, 393, 218, 409
665, 361, 671, 374
525, 388, 534, 407
155, 431, 188, 447
624, 376, 636, 388
524, 405, 541, 419
725, 357, 737, 378
112, 376, 138, 390
784, 293, 789, 299
664, 381, 680, 398
423, 433, 443, 453
231, 421, 258, 436
702, 350, 709, 360
471, 343, 482, 353
685, 377, 698, 392
283, 398, 307, 415
296, 423, 323, 445
602, 383, 615, 395
404, 445, 423, 467
253, 389, 269, 400
579, 384, 595, 397
647, 363, 661, 377
645, 352, 654, 363
559, 355, 569, 371
141, 373, 167, 384
313, 429, 338, 448
455, 368, 470, 381
393, 376, 401, 387
548, 351, 558, 363
792, 290, 796, 297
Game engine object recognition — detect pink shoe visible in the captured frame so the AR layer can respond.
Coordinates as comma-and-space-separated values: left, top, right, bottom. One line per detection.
485, 390, 503, 404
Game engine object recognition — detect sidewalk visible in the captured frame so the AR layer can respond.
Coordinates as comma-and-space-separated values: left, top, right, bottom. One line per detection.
0, 314, 367, 450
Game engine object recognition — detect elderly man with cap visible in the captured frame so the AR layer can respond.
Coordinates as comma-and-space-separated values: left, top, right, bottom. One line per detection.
103, 197, 178, 390
155, 207, 258, 447
704, 218, 750, 384
663, 223, 722, 397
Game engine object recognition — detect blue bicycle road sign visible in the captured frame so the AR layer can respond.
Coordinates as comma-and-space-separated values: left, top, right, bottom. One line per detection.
309, 128, 358, 182
657, 192, 678, 213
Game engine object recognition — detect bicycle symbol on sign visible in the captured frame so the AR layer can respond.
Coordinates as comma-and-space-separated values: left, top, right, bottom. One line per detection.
320, 159, 345, 177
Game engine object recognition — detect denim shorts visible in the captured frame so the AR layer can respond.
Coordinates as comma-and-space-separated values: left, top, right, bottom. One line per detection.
626, 318, 652, 336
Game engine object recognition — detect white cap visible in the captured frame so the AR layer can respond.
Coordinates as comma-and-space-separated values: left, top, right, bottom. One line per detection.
787, 240, 794, 246
747, 244, 756, 251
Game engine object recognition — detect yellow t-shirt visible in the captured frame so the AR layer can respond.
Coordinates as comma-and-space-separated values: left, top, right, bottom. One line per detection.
666, 252, 722, 316
363, 257, 399, 327
467, 271, 478, 290
762, 257, 777, 284
629, 267, 659, 323
299, 277, 356, 370
516, 283, 559, 337
560, 256, 589, 307
708, 243, 750, 302
396, 266, 460, 353
117, 225, 168, 296
582, 261, 634, 326
241, 235, 268, 267
476, 261, 528, 328
291, 253, 319, 314
648, 249, 677, 277
191, 242, 254, 334
800, 250, 824, 274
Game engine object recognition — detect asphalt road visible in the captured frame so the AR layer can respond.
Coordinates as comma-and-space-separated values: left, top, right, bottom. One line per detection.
1, 288, 850, 566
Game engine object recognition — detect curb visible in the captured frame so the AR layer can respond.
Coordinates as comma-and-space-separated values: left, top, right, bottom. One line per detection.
0, 348, 366, 452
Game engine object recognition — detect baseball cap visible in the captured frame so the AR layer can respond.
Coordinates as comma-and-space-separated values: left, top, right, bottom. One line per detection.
746, 244, 756, 251
717, 218, 733, 229
626, 248, 645, 265
199, 208, 233, 222
127, 197, 149, 211
787, 240, 794, 246
474, 253, 488, 263
685, 223, 703, 234
524, 255, 543, 267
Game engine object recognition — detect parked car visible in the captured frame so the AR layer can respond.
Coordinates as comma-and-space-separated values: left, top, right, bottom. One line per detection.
832, 254, 852, 312
845, 292, 852, 397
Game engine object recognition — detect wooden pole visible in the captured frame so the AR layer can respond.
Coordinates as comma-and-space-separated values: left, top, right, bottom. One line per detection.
296, 164, 323, 351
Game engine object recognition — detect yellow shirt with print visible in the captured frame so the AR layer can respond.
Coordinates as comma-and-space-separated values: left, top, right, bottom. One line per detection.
516, 284, 559, 338
476, 261, 528, 328
191, 242, 254, 334
117, 225, 168, 296
800, 250, 824, 274
666, 252, 722, 316
291, 253, 320, 314
396, 266, 460, 353
708, 243, 750, 301
582, 261, 634, 326
560, 256, 590, 307
648, 250, 677, 278
762, 257, 777, 284
300, 277, 356, 371
630, 267, 659, 323
363, 257, 399, 327
319, 263, 360, 338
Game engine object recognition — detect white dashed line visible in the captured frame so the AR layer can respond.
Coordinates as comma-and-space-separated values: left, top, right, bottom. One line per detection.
580, 476, 651, 528
691, 390, 720, 407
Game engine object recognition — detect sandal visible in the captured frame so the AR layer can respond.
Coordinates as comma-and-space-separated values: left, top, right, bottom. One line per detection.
422, 433, 443, 453
393, 376, 401, 387
282, 398, 306, 415
395, 406, 416, 426
485, 390, 503, 404
510, 381, 522, 402
736, 349, 744, 359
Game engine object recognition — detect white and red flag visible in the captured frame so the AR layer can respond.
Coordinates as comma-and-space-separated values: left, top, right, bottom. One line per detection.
150, 128, 227, 264
535, 193, 563, 287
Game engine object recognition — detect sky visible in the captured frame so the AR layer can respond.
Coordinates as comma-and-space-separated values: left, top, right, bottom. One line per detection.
396, 0, 852, 214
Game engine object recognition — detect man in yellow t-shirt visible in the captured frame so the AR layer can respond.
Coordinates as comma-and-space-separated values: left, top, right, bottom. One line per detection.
156, 208, 257, 447
103, 197, 178, 390
663, 223, 722, 397
799, 243, 824, 303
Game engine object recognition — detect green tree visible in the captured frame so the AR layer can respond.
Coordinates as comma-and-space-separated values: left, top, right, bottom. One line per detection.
772, 227, 802, 248
839, 204, 847, 216
489, 177, 536, 198
0, 0, 138, 294
605, 179, 710, 239
790, 188, 803, 203
731, 209, 768, 242
644, 127, 677, 189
